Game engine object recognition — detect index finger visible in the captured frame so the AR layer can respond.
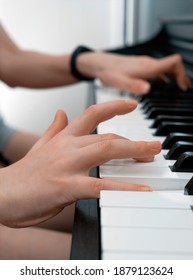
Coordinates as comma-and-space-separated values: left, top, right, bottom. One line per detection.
64, 100, 137, 136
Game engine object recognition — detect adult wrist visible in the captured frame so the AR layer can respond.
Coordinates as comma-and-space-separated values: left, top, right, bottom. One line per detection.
70, 46, 95, 81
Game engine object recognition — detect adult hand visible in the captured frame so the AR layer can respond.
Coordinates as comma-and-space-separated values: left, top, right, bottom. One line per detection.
77, 53, 191, 95
0, 100, 161, 228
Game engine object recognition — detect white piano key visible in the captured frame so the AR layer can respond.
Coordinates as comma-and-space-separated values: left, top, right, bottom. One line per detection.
98, 124, 164, 143
100, 207, 193, 229
100, 190, 193, 260
95, 88, 131, 103
101, 227, 193, 254
96, 88, 170, 147
100, 190, 193, 209
103, 151, 174, 168
100, 164, 192, 190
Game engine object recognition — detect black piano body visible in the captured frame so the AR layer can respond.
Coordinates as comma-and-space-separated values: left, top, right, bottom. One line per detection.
70, 16, 193, 260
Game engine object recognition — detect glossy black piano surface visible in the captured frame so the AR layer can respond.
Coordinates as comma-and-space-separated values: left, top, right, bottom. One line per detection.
70, 16, 193, 260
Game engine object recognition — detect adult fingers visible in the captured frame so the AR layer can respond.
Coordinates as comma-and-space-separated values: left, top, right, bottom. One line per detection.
64, 100, 137, 136
155, 54, 190, 90
29, 110, 68, 152
75, 135, 155, 163
75, 133, 126, 148
72, 177, 151, 200
100, 70, 151, 95
133, 156, 155, 162
77, 139, 161, 169
75, 134, 155, 162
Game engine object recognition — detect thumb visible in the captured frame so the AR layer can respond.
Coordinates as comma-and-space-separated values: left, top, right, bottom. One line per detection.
29, 110, 68, 152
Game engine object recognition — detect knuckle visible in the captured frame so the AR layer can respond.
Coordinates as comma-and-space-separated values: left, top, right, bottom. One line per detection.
124, 80, 133, 91
100, 133, 117, 141
172, 54, 183, 66
107, 133, 118, 139
174, 54, 182, 61
92, 179, 105, 196
141, 55, 152, 64
97, 139, 112, 153
84, 104, 98, 118
142, 55, 149, 60
135, 141, 149, 156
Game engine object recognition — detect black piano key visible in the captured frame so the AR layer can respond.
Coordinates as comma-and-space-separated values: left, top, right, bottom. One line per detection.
142, 98, 193, 108
143, 102, 193, 114
165, 141, 193, 160
139, 81, 183, 100
184, 177, 193, 195
146, 108, 193, 119
139, 88, 193, 102
151, 116, 193, 128
171, 152, 193, 172
154, 122, 193, 136
149, 80, 182, 93
162, 133, 193, 149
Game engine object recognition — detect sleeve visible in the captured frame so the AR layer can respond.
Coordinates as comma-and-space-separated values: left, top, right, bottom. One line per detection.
0, 115, 18, 152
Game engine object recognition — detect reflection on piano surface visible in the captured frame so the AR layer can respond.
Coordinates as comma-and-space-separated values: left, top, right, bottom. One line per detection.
71, 16, 193, 260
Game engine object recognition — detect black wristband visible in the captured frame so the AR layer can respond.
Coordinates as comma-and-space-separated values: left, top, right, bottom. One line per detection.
70, 46, 94, 81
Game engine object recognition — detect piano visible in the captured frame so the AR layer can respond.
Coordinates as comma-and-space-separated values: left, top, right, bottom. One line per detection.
70, 16, 193, 260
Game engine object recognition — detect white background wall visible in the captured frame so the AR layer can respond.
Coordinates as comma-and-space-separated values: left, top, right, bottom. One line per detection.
0, 0, 125, 134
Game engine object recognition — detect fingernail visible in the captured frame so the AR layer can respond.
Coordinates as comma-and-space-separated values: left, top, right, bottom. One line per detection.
140, 186, 152, 192
148, 141, 162, 150
125, 100, 138, 107
142, 83, 151, 94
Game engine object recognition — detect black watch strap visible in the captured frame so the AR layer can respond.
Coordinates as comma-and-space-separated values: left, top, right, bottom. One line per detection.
70, 46, 94, 81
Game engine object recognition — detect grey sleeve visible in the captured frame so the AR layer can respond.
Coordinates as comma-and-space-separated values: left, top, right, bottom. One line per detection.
0, 115, 18, 152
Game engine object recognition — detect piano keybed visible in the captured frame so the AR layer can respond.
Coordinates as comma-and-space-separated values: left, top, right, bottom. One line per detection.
96, 85, 193, 260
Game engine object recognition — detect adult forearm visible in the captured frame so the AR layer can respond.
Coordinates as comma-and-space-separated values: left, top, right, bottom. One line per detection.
0, 49, 78, 88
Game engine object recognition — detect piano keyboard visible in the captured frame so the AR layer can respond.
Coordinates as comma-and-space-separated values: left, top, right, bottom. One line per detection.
96, 86, 193, 190
100, 190, 193, 260
96, 85, 193, 259
70, 16, 193, 260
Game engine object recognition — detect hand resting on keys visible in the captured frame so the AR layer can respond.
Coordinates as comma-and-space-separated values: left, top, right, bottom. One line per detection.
79, 52, 192, 94
0, 100, 161, 229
